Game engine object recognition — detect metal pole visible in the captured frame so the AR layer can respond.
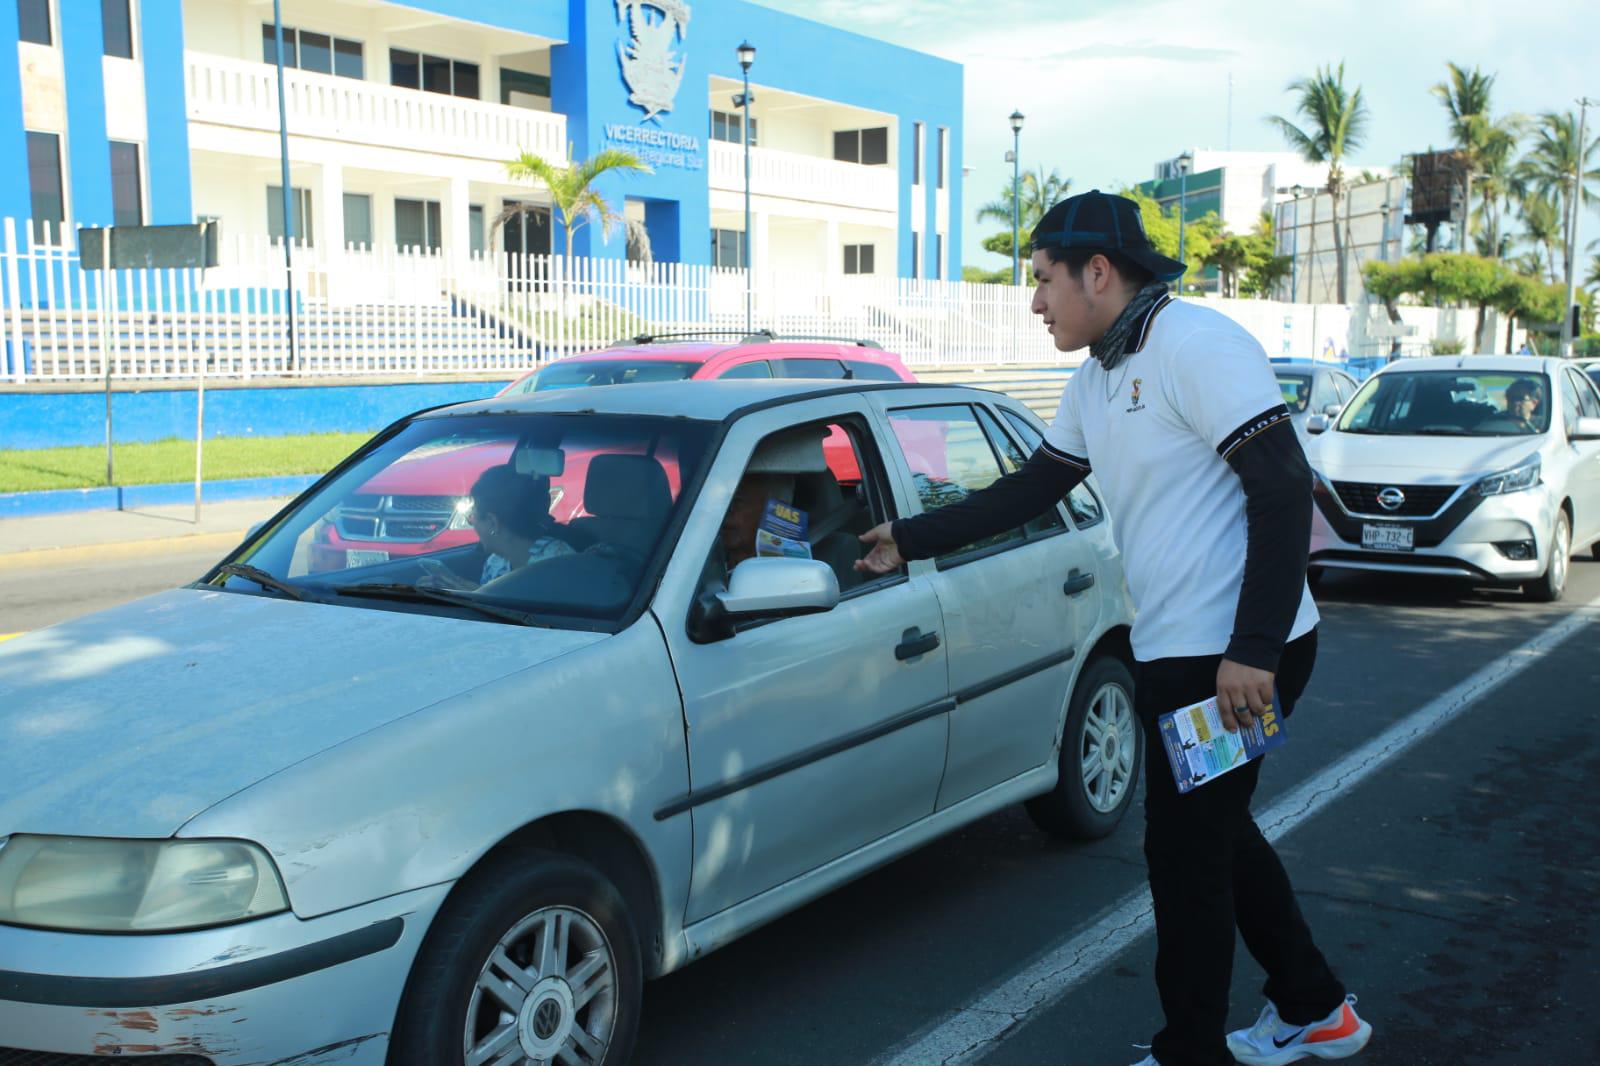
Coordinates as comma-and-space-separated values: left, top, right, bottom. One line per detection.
1177, 169, 1188, 291
741, 66, 753, 334
101, 227, 113, 487
1561, 98, 1591, 356
1011, 128, 1021, 286
1290, 197, 1300, 302
272, 0, 298, 372
195, 223, 209, 524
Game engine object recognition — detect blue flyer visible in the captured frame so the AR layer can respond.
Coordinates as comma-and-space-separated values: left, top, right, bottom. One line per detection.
755, 499, 811, 559
1158, 694, 1287, 794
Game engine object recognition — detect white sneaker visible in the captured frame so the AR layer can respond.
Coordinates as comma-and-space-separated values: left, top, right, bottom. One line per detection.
1226, 994, 1371, 1066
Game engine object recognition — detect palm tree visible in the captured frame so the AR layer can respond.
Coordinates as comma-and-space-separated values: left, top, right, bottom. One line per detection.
1432, 63, 1523, 257
1267, 62, 1369, 302
501, 146, 650, 259
1517, 111, 1600, 286
977, 167, 1071, 260
1517, 193, 1565, 285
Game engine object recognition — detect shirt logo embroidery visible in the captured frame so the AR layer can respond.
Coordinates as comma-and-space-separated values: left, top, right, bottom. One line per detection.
1126, 377, 1146, 414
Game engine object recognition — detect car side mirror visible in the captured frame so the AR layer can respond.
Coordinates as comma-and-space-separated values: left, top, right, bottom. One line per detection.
1306, 414, 1330, 435
1571, 416, 1600, 441
717, 558, 840, 618
1322, 402, 1343, 418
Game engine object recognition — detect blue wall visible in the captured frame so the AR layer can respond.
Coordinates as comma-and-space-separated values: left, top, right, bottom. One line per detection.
0, 382, 512, 451
141, 0, 194, 225
60, 4, 113, 230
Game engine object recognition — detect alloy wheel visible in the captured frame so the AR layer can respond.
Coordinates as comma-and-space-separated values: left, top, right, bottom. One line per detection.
1079, 681, 1137, 813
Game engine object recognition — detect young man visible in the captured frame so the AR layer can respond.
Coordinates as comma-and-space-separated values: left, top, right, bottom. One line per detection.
856, 190, 1370, 1066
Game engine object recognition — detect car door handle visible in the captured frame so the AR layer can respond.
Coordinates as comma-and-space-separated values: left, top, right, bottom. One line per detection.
1063, 569, 1096, 596
896, 627, 941, 661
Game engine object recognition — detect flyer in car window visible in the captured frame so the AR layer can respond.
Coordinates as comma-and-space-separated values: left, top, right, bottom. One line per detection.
1158, 694, 1286, 794
755, 499, 812, 559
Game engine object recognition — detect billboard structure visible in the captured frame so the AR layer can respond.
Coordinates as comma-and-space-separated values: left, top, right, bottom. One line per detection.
1405, 150, 1466, 229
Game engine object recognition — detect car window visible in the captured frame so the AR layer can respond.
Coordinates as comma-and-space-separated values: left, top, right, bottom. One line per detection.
1276, 373, 1312, 413
1309, 371, 1338, 414
998, 407, 1105, 528
887, 404, 1032, 562
718, 360, 772, 379
775, 357, 848, 380
1333, 373, 1357, 405
236, 413, 714, 629
1338, 371, 1551, 436
1560, 371, 1583, 435
1567, 369, 1600, 420
843, 359, 902, 381
530, 359, 699, 391
976, 407, 1064, 537
1588, 368, 1600, 396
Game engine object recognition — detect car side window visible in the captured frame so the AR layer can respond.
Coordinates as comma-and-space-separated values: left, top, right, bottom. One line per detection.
1560, 371, 1583, 435
1333, 374, 1357, 405
775, 357, 848, 379
719, 360, 772, 379
977, 408, 1065, 537
1567, 369, 1600, 420
843, 359, 902, 381
998, 407, 1105, 529
887, 404, 1032, 564
1309, 371, 1338, 414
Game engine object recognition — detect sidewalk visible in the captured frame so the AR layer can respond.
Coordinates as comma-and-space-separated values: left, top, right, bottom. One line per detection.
0, 497, 289, 567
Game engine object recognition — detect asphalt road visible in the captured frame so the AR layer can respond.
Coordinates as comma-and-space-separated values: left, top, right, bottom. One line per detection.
3, 548, 1597, 1064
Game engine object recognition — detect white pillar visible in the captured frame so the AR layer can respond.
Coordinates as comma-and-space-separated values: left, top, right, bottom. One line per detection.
822, 218, 839, 276
316, 160, 344, 260
443, 175, 472, 270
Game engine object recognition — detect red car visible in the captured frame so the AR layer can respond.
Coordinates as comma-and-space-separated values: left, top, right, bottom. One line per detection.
309, 335, 919, 572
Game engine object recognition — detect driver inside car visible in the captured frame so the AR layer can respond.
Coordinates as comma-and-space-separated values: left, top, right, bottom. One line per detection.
420, 464, 573, 590
1502, 377, 1543, 432
720, 472, 797, 570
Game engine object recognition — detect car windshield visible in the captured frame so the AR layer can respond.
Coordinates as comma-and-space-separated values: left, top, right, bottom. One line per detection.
517, 359, 700, 393
1276, 373, 1312, 413
1336, 370, 1552, 436
220, 413, 714, 628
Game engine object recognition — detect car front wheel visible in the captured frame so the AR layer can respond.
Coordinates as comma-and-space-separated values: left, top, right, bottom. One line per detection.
1026, 656, 1142, 840
391, 849, 642, 1066
1524, 510, 1571, 603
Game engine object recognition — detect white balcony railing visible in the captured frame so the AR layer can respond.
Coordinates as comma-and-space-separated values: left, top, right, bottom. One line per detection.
185, 51, 565, 161
709, 141, 897, 213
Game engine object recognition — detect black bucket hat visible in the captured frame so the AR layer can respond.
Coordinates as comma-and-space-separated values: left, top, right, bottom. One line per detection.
1030, 189, 1186, 282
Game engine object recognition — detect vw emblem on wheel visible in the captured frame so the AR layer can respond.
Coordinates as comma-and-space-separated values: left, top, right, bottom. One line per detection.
532, 999, 562, 1040
1377, 487, 1406, 512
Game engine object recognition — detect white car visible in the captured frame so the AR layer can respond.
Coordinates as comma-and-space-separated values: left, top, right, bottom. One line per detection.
0, 379, 1136, 1064
1305, 355, 1600, 600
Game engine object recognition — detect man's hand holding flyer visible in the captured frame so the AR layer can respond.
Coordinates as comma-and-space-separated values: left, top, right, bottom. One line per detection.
1158, 694, 1286, 794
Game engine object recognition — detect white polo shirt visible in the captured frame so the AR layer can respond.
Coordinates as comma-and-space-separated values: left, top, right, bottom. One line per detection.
1045, 297, 1319, 663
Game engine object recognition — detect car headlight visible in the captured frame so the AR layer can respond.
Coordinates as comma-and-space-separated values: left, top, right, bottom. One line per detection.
1472, 454, 1541, 497
0, 835, 289, 932
446, 496, 473, 530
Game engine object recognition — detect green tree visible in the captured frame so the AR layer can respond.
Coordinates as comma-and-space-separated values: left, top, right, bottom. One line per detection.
1362, 258, 1431, 323
977, 167, 1072, 263
962, 264, 1011, 284
1516, 193, 1565, 285
1431, 63, 1523, 257
1517, 111, 1600, 288
1491, 270, 1567, 352
1231, 212, 1291, 298
1117, 187, 1222, 291
1267, 62, 1370, 302
502, 146, 651, 259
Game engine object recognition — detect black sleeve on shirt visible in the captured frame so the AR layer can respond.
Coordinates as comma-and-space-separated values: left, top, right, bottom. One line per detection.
890, 443, 1089, 561
1221, 410, 1312, 672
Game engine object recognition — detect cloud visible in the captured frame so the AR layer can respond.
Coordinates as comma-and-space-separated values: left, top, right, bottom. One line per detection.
1026, 41, 1240, 64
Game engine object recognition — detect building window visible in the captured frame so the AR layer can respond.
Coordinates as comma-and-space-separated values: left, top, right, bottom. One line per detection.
102, 0, 133, 58
711, 110, 757, 145
469, 205, 485, 255
833, 127, 888, 166
501, 68, 551, 106
390, 49, 478, 99
262, 25, 363, 79
26, 132, 64, 243
267, 185, 313, 244
711, 228, 746, 269
109, 141, 142, 227
843, 244, 875, 275
934, 233, 943, 280
910, 231, 920, 280
937, 127, 947, 190
912, 123, 923, 185
395, 198, 442, 251
18, 0, 51, 45
343, 193, 372, 248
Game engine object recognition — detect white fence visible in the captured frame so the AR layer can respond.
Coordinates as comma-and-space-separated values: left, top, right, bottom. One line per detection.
0, 218, 1056, 383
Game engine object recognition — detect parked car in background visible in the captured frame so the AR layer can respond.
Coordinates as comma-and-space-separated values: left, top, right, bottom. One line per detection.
310, 332, 919, 571
1576, 356, 1600, 394
0, 379, 1136, 1065
1303, 355, 1600, 600
1271, 358, 1361, 444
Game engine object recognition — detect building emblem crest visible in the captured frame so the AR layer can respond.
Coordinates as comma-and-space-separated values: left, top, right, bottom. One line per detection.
616, 0, 690, 121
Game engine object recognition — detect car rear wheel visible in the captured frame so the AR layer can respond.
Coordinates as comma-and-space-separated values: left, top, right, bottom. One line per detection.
1026, 656, 1141, 840
391, 849, 642, 1066
1524, 510, 1571, 603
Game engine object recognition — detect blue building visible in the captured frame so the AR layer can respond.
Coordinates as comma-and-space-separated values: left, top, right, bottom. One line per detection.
4, 0, 963, 279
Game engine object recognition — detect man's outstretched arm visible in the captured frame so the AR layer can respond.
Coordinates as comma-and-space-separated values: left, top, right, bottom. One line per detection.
856, 444, 1090, 573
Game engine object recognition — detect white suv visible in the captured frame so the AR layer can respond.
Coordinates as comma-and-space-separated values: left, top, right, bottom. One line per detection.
1305, 355, 1600, 601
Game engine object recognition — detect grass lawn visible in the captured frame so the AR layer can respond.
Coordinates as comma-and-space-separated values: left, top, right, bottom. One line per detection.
0, 432, 372, 493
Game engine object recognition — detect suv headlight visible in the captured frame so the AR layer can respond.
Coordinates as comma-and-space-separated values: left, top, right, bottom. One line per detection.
0, 835, 289, 932
1472, 454, 1541, 497
446, 496, 473, 530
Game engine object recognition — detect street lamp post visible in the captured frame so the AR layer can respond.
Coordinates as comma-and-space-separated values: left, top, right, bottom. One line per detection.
1176, 152, 1192, 293
1560, 96, 1592, 356
1379, 201, 1391, 264
1289, 183, 1304, 303
735, 41, 756, 333
1010, 110, 1024, 286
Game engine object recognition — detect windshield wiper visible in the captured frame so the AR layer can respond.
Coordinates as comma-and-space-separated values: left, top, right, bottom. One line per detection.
336, 582, 544, 626
215, 563, 308, 601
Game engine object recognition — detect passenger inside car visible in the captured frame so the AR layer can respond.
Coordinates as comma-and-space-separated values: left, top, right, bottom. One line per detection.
421, 464, 574, 589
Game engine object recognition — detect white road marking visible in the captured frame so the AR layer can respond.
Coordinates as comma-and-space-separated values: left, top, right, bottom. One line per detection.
877, 594, 1600, 1066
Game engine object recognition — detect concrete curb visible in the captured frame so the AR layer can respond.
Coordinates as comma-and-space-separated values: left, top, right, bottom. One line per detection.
0, 474, 319, 518
0, 530, 248, 573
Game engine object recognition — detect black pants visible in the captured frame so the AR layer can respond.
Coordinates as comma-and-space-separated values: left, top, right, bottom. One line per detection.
1136, 629, 1346, 1066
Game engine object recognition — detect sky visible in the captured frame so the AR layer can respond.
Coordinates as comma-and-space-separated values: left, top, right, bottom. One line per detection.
754, 0, 1597, 270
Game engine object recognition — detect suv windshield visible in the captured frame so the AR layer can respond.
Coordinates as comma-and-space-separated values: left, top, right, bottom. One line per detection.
220, 413, 714, 628
1337, 370, 1552, 436
517, 359, 700, 393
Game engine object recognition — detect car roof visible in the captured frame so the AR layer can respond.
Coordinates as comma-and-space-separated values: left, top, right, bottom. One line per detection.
1373, 355, 1564, 375
424, 379, 960, 423
551, 340, 908, 367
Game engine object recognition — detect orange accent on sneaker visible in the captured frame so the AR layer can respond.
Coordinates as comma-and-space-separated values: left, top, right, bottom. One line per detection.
1306, 1004, 1360, 1044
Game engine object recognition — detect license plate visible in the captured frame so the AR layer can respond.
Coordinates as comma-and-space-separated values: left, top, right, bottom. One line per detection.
345, 549, 390, 568
1361, 524, 1414, 552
